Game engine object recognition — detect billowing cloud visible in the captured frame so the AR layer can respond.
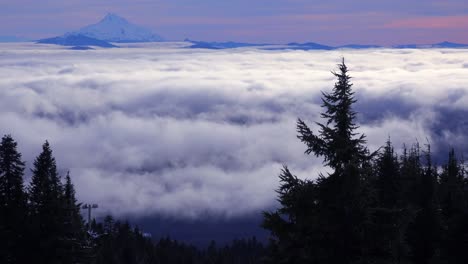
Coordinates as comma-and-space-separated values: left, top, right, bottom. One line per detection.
1, 43, 468, 219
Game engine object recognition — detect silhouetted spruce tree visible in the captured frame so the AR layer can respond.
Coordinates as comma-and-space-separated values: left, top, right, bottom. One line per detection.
95, 215, 118, 264
0, 135, 27, 264
103, 214, 115, 234
406, 145, 442, 264
300, 59, 372, 263
398, 144, 425, 264
297, 59, 367, 171
262, 167, 319, 263
438, 149, 468, 263
376, 139, 400, 208
264, 59, 372, 264
62, 171, 88, 264
28, 141, 66, 264
371, 139, 406, 262
399, 144, 423, 208
439, 149, 465, 217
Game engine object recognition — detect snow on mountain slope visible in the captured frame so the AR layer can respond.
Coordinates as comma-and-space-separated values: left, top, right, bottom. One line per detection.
73, 13, 164, 43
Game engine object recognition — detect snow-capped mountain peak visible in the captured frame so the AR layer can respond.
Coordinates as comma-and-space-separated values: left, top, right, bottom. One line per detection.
100, 13, 129, 24
71, 13, 163, 43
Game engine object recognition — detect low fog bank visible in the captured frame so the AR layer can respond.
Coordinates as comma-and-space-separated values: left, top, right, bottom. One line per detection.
1, 43, 467, 219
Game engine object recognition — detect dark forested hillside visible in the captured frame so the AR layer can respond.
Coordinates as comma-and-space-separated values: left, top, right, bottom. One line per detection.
0, 137, 265, 264
0, 139, 93, 264
90, 216, 264, 264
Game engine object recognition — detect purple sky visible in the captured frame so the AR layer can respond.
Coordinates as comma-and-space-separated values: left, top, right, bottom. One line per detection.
1, 0, 468, 44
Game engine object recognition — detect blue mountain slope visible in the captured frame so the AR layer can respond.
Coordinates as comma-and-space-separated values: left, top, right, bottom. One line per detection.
394, 44, 425, 49
186, 40, 334, 50
186, 40, 468, 51
432, 41, 468, 48
285, 42, 334, 50
69, 46, 95, 50
394, 41, 468, 49
37, 34, 117, 48
187, 40, 269, 49
338, 44, 381, 49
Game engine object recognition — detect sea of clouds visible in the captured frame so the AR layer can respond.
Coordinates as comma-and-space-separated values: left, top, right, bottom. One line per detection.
0, 42, 467, 219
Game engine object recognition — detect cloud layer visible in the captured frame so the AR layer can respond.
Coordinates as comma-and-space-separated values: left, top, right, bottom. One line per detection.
1, 43, 468, 219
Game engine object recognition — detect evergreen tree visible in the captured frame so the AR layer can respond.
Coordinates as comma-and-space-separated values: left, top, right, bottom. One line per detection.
439, 149, 465, 219
297, 59, 367, 171
376, 139, 400, 208
371, 139, 405, 262
399, 144, 424, 210
439, 149, 468, 263
28, 141, 66, 264
262, 167, 319, 263
406, 145, 441, 264
265, 59, 372, 263
103, 215, 115, 234
62, 171, 88, 264
0, 135, 27, 264
299, 59, 372, 263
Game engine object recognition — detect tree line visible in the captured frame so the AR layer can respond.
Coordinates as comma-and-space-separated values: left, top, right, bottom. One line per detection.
0, 136, 265, 263
0, 138, 90, 263
89, 215, 264, 264
263, 59, 468, 264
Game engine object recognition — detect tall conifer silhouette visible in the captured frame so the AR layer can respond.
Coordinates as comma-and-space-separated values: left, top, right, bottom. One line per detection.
297, 58, 367, 171
28, 141, 66, 264
264, 59, 372, 263
0, 135, 27, 263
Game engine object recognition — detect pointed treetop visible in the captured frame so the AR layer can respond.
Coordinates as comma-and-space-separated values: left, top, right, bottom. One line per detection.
31, 140, 59, 186
36, 140, 54, 162
0, 134, 25, 170
298, 58, 367, 170
0, 134, 26, 207
65, 171, 73, 190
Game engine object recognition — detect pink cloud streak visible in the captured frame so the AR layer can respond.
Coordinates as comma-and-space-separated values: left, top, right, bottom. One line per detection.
384, 15, 468, 29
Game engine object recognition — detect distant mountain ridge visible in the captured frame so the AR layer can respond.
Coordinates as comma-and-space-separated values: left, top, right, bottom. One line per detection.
394, 41, 468, 49
186, 40, 468, 50
185, 39, 269, 49
286, 42, 334, 50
